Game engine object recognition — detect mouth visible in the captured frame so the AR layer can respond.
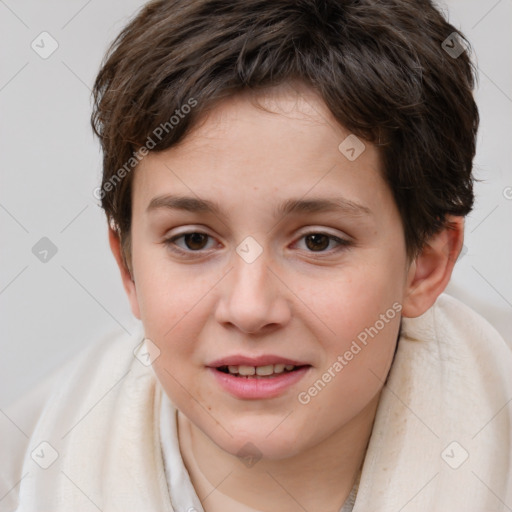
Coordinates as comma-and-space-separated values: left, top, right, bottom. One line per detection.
208, 362, 312, 400
215, 363, 311, 378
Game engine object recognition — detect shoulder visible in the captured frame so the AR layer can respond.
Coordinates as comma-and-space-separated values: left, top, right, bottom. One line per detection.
356, 294, 512, 509
397, 292, 512, 442
0, 324, 145, 511
402, 292, 512, 367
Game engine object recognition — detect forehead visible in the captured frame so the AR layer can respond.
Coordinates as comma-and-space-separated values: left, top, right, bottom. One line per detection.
133, 83, 391, 218
175, 82, 353, 156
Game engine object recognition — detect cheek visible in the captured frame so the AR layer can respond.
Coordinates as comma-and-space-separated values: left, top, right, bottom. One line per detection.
132, 251, 219, 395
132, 240, 206, 332
309, 259, 404, 343
301, 260, 403, 397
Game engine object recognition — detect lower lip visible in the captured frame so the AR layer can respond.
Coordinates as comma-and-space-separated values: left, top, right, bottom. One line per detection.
208, 366, 311, 400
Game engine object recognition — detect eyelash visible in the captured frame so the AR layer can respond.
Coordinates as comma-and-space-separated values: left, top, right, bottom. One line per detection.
162, 230, 351, 257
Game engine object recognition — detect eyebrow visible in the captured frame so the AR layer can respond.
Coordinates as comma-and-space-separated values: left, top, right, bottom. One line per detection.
146, 194, 372, 218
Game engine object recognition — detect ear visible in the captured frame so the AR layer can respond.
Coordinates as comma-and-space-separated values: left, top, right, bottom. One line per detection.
108, 226, 141, 319
402, 216, 464, 318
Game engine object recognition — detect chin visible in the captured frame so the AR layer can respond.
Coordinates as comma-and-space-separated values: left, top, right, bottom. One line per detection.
210, 422, 310, 461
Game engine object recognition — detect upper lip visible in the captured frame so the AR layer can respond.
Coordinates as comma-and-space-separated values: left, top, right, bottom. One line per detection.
207, 355, 310, 368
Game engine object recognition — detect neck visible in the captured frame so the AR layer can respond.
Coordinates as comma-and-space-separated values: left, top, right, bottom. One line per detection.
177, 393, 380, 512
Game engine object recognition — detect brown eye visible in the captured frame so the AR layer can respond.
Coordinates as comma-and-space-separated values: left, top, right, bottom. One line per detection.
295, 231, 351, 255
182, 233, 209, 250
164, 231, 215, 254
304, 234, 330, 251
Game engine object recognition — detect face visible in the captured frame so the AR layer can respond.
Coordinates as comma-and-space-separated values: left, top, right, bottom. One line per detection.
124, 83, 412, 459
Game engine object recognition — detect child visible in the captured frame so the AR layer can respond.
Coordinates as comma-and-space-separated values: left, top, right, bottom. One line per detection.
2, 1, 511, 511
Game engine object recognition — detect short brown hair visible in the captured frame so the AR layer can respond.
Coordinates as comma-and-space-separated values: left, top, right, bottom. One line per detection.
91, 0, 479, 271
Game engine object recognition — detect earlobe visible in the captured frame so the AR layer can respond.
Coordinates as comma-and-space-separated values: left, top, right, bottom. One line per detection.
108, 226, 141, 319
402, 216, 464, 318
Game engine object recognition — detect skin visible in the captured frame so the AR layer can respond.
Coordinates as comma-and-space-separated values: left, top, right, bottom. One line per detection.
109, 82, 464, 512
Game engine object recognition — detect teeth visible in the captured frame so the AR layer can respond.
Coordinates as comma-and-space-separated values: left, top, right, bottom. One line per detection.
256, 365, 274, 376
222, 363, 297, 376
238, 365, 256, 376
273, 364, 285, 374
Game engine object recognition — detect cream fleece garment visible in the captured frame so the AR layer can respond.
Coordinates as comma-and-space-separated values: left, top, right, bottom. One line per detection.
1, 293, 511, 511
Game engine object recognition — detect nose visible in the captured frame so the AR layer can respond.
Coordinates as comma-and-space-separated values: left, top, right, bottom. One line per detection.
214, 246, 292, 335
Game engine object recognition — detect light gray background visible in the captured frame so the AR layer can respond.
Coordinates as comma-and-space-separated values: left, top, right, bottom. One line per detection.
1, 0, 511, 409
